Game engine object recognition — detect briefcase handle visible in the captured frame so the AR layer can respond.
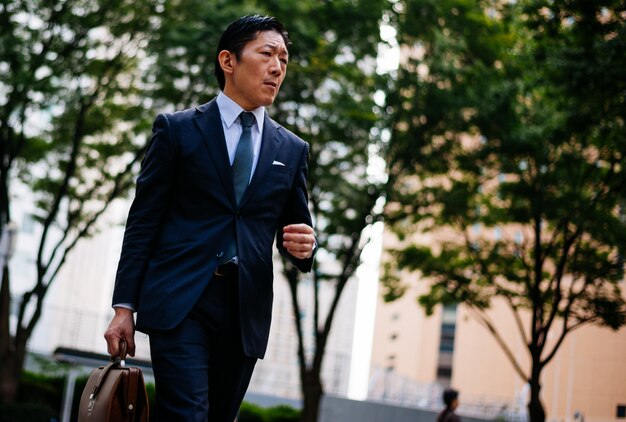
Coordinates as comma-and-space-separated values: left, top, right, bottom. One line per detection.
116, 338, 128, 365
89, 338, 128, 401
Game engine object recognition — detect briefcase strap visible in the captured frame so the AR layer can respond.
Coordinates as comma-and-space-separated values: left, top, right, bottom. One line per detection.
90, 339, 128, 400
127, 368, 140, 417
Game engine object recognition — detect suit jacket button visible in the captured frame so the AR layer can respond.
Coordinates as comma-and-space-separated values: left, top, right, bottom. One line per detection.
216, 251, 224, 259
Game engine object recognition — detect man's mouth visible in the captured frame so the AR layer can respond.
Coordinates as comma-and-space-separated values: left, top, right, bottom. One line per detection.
264, 81, 277, 88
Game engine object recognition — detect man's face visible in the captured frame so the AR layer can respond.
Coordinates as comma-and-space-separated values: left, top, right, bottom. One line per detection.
223, 30, 288, 110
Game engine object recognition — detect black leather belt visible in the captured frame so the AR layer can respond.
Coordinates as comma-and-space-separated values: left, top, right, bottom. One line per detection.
214, 262, 238, 278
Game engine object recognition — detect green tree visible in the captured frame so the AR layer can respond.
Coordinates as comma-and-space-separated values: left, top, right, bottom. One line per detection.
0, 0, 153, 403
146, 1, 388, 421
270, 1, 387, 420
384, 1, 626, 421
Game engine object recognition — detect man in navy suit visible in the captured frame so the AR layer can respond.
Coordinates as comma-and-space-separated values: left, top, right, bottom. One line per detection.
104, 15, 316, 421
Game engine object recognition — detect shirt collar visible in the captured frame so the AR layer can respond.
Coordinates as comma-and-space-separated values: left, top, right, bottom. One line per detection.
216, 92, 265, 131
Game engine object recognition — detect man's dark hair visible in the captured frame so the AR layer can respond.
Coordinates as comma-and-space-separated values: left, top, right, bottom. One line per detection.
442, 388, 459, 407
214, 15, 290, 90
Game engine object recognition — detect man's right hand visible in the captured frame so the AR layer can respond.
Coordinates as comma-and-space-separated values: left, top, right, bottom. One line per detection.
104, 307, 136, 358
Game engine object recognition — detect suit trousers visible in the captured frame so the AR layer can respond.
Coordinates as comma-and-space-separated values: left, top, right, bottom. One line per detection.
148, 266, 257, 422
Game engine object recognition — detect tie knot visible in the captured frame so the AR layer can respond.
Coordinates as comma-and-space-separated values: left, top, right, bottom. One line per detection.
240, 112, 255, 128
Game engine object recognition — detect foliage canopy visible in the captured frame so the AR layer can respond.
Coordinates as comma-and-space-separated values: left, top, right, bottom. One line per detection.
384, 0, 626, 420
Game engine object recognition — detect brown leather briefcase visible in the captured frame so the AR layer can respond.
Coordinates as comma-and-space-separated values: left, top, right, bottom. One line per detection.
78, 339, 149, 422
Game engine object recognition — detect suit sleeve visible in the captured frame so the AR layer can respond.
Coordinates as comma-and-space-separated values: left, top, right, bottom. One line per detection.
276, 142, 315, 273
112, 114, 177, 306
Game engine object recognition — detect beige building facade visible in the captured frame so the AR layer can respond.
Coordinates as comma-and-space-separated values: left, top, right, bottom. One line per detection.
371, 231, 626, 421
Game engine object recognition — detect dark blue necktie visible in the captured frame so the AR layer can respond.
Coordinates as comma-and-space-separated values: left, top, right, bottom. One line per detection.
232, 111, 255, 205
222, 112, 255, 264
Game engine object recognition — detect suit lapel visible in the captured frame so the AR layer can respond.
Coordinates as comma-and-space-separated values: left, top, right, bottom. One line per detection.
193, 100, 236, 205
239, 114, 282, 206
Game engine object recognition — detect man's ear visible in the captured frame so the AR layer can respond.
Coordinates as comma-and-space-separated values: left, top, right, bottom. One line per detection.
218, 50, 236, 76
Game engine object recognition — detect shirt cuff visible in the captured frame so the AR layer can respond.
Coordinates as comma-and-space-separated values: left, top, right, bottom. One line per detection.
113, 303, 136, 312
308, 240, 318, 259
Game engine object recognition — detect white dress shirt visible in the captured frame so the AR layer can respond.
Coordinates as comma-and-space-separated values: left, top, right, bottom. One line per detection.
216, 92, 265, 180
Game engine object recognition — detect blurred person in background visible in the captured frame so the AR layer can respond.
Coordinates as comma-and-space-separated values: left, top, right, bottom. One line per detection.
437, 388, 461, 422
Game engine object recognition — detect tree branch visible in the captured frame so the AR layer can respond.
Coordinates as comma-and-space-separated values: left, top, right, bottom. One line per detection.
313, 265, 320, 340
469, 306, 527, 381
540, 223, 575, 348
313, 231, 364, 372
36, 48, 128, 281
285, 263, 308, 380
36, 94, 92, 279
504, 294, 529, 346
541, 314, 597, 367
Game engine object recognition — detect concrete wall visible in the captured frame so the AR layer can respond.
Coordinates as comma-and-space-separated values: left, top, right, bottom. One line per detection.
319, 395, 489, 422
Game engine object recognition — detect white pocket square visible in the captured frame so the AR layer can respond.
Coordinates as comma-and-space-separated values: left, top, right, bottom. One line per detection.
272, 160, 286, 166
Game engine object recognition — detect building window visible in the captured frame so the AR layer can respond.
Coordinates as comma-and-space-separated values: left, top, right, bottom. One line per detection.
437, 304, 457, 382
617, 405, 626, 418
437, 366, 452, 379
441, 305, 457, 324
439, 323, 456, 352
21, 212, 35, 234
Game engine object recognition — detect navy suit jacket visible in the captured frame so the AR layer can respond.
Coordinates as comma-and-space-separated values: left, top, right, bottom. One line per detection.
112, 99, 313, 358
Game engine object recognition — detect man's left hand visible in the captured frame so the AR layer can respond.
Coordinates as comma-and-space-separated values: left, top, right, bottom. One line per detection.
283, 224, 316, 259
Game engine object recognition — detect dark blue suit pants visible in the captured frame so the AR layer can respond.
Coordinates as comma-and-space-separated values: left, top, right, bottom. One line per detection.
148, 267, 257, 421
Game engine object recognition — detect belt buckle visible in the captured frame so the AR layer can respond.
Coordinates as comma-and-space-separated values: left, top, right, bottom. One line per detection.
214, 266, 226, 277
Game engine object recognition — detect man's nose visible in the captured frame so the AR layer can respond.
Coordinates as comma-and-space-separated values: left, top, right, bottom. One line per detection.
269, 57, 283, 75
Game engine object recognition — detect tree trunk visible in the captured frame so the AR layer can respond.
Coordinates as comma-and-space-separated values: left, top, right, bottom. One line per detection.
528, 375, 546, 422
0, 263, 18, 404
0, 268, 28, 404
300, 370, 323, 422
0, 351, 19, 404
